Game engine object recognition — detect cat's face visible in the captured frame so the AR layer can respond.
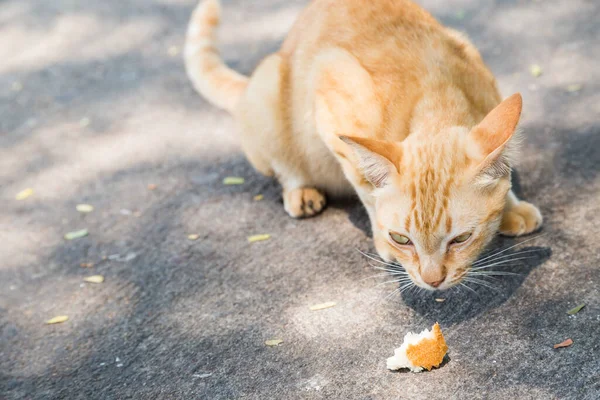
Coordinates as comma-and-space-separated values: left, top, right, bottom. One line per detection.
342, 94, 522, 290
372, 133, 511, 290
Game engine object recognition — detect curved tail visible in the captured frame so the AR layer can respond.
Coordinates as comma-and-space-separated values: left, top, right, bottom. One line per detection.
184, 0, 248, 113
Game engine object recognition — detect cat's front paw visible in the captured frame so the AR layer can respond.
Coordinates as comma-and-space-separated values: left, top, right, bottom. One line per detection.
499, 201, 543, 237
283, 187, 327, 218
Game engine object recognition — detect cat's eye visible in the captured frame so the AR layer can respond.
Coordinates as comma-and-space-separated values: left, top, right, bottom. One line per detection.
389, 232, 412, 245
451, 233, 472, 245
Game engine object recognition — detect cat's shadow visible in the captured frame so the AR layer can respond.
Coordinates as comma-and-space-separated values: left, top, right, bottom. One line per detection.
399, 240, 551, 325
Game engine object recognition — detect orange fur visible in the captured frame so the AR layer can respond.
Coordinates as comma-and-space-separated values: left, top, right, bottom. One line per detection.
185, 0, 543, 289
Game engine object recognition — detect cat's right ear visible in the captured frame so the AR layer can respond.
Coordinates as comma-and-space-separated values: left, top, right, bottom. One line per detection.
339, 136, 401, 188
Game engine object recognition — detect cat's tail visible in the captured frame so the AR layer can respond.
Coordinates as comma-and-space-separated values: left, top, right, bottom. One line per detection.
184, 0, 248, 113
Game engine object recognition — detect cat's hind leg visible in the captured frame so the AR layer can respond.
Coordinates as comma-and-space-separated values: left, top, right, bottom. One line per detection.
499, 190, 543, 236
233, 54, 283, 178
235, 54, 327, 219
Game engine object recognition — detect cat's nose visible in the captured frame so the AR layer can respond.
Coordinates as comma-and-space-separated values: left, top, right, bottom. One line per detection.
421, 264, 447, 289
421, 270, 447, 288
425, 279, 444, 288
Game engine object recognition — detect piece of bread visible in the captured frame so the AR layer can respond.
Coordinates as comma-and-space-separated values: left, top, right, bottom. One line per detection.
387, 323, 448, 372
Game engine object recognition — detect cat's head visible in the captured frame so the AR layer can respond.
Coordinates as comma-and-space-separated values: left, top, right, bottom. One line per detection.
342, 93, 522, 290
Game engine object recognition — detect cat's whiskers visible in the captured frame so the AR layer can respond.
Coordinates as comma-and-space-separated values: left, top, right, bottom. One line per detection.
409, 284, 421, 296
467, 273, 502, 283
468, 270, 522, 277
459, 282, 478, 295
360, 240, 539, 297
357, 249, 402, 268
370, 266, 409, 277
385, 288, 400, 300
367, 262, 407, 273
386, 281, 414, 299
400, 283, 414, 294
470, 256, 536, 271
462, 276, 501, 292
471, 249, 541, 267
472, 234, 547, 266
377, 277, 413, 287
360, 271, 407, 282
358, 250, 412, 290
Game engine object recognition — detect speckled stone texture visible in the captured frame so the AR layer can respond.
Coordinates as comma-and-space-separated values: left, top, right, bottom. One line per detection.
1, 1, 599, 399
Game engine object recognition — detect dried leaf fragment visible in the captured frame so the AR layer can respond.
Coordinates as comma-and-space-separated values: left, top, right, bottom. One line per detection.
435, 298, 446, 303
253, 194, 264, 201
76, 204, 94, 213
80, 262, 94, 268
309, 301, 337, 311
84, 275, 104, 283
15, 188, 34, 200
553, 338, 573, 349
122, 253, 137, 262
64, 229, 88, 240
567, 303, 585, 315
530, 64, 543, 77
46, 315, 69, 325
223, 177, 244, 185
265, 339, 283, 346
108, 253, 137, 262
188, 234, 200, 241
566, 83, 582, 93
248, 234, 270, 243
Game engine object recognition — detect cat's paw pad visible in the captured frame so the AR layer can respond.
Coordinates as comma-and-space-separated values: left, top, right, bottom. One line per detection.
499, 201, 543, 237
283, 187, 326, 218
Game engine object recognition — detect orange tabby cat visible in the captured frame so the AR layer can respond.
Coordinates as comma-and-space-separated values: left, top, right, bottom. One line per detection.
185, 0, 543, 290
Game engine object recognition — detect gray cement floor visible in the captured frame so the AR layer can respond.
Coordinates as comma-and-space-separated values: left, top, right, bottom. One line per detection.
1, 0, 599, 399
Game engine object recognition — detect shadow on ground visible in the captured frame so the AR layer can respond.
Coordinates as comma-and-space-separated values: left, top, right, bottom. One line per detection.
402, 244, 552, 325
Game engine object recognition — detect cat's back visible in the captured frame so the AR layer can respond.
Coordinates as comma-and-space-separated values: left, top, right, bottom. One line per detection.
281, 0, 500, 135
282, 0, 441, 70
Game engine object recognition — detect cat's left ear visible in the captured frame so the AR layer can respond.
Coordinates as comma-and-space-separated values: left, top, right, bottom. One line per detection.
339, 136, 402, 188
467, 93, 522, 183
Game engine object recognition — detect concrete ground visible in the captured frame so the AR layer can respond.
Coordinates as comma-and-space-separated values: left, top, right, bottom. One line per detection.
1, 0, 599, 399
